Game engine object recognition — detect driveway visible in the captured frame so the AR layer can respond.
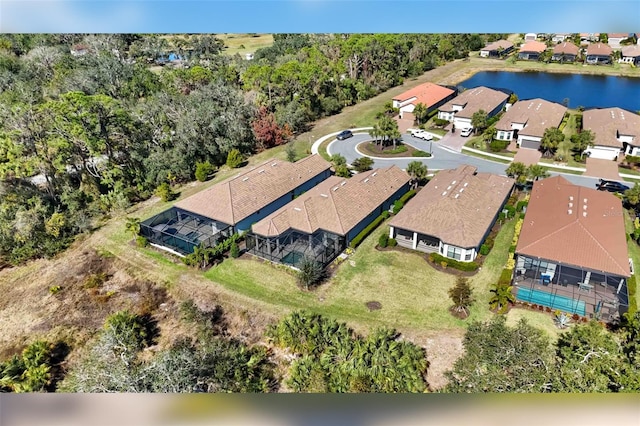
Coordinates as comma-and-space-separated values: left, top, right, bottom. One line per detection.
513, 148, 542, 166
438, 131, 470, 152
584, 158, 621, 180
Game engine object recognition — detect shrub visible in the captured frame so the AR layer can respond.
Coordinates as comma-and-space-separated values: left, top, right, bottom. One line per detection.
625, 155, 640, 165
384, 145, 408, 155
498, 268, 513, 287
433, 118, 449, 127
195, 161, 215, 182
508, 245, 516, 253
49, 285, 62, 295
392, 190, 416, 214
428, 253, 479, 272
84, 272, 108, 289
230, 241, 240, 258
226, 149, 243, 168
479, 244, 490, 255
412, 150, 432, 157
381, 211, 390, 219
378, 233, 389, 248
489, 139, 509, 152
350, 213, 388, 248
136, 236, 149, 247
516, 201, 528, 212
388, 238, 397, 247
626, 275, 637, 317
155, 182, 176, 202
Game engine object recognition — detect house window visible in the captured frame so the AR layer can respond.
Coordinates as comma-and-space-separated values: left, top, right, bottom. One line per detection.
465, 252, 472, 261
440, 245, 444, 254
447, 246, 462, 261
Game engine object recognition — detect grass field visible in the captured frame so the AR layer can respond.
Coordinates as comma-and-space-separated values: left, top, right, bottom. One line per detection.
217, 34, 274, 56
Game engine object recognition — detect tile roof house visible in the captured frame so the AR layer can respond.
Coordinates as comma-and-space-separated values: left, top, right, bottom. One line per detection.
513, 176, 630, 321
607, 33, 632, 49
140, 155, 332, 255
518, 40, 547, 60
391, 83, 457, 120
494, 98, 567, 150
247, 166, 411, 267
551, 33, 571, 43
437, 86, 509, 131
479, 40, 514, 58
551, 41, 580, 62
621, 45, 640, 65
389, 165, 514, 262
583, 107, 640, 159
585, 43, 613, 64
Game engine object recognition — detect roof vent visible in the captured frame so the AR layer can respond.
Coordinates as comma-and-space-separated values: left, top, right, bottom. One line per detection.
463, 182, 468, 187
451, 180, 457, 185
459, 188, 464, 193
372, 172, 377, 177
447, 185, 452, 190
442, 191, 447, 196
341, 181, 346, 186
294, 207, 302, 211
332, 186, 339, 192
568, 203, 573, 208
568, 209, 572, 214
584, 198, 587, 203
271, 162, 277, 167
364, 178, 369, 183
583, 204, 587, 210
569, 196, 573, 201
258, 169, 265, 173
320, 194, 328, 198
242, 177, 249, 182
454, 194, 460, 199
583, 211, 587, 217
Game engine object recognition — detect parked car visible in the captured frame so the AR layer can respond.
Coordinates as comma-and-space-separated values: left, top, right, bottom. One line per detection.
410, 129, 434, 141
336, 130, 353, 140
459, 127, 473, 137
596, 179, 630, 193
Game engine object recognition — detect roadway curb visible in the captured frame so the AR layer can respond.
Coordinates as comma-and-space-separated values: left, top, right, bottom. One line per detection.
310, 127, 373, 155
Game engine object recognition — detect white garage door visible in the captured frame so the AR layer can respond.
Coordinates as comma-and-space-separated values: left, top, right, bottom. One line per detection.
587, 148, 618, 160
520, 139, 540, 150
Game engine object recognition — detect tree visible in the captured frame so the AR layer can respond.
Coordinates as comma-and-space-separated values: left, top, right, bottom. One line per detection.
296, 256, 325, 290
406, 161, 428, 189
505, 161, 528, 184
445, 317, 553, 392
155, 182, 176, 202
489, 283, 515, 314
508, 93, 518, 104
252, 106, 292, 152
226, 149, 243, 168
285, 142, 296, 162
194, 161, 214, 182
624, 183, 640, 207
125, 217, 141, 242
334, 164, 351, 178
471, 109, 488, 133
230, 241, 240, 258
351, 157, 374, 173
540, 127, 565, 156
412, 103, 428, 125
448, 277, 473, 318
527, 164, 550, 181
570, 129, 594, 155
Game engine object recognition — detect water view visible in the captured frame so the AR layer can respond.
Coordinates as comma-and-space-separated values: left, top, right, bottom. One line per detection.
458, 71, 640, 111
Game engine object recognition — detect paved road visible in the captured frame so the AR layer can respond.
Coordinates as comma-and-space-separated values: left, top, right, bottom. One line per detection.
328, 133, 602, 189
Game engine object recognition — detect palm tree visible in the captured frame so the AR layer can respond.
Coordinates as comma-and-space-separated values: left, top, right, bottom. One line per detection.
406, 161, 428, 189
125, 217, 141, 242
527, 164, 550, 181
412, 103, 428, 125
489, 284, 516, 314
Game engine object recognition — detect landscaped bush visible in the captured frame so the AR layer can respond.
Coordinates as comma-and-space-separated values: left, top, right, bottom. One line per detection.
516, 201, 528, 212
155, 182, 177, 202
626, 275, 637, 317
412, 150, 432, 157
378, 233, 389, 248
350, 213, 389, 249
508, 245, 516, 253
428, 253, 479, 272
433, 118, 449, 128
388, 238, 397, 247
136, 236, 149, 247
625, 155, 640, 165
479, 244, 490, 256
500, 205, 516, 220
392, 190, 416, 214
498, 268, 513, 287
489, 139, 509, 152
384, 145, 408, 154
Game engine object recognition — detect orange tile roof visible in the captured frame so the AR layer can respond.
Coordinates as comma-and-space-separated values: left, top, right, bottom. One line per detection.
519, 40, 547, 53
251, 166, 411, 237
175, 155, 331, 225
583, 107, 640, 148
586, 42, 612, 55
389, 166, 514, 248
495, 98, 566, 138
392, 82, 455, 109
552, 41, 580, 55
516, 176, 629, 277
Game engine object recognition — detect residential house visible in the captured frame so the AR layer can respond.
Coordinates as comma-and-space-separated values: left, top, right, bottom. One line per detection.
585, 43, 612, 64
583, 107, 640, 159
607, 33, 632, 49
518, 40, 547, 61
479, 40, 514, 58
551, 41, 580, 62
391, 83, 457, 120
388, 165, 514, 262
247, 166, 411, 267
494, 99, 567, 150
140, 155, 332, 255
551, 33, 571, 43
621, 45, 640, 65
437, 86, 509, 131
514, 176, 630, 321
524, 33, 537, 41
579, 33, 600, 45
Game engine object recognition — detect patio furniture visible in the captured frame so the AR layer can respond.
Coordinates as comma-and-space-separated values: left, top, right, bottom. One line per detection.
578, 282, 594, 292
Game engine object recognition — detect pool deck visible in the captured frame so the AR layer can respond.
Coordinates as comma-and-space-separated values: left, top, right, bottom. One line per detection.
513, 276, 622, 320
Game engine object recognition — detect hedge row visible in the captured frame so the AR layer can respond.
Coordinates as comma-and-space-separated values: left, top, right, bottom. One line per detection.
392, 190, 417, 214
498, 268, 513, 287
627, 275, 637, 317
350, 211, 390, 249
428, 252, 479, 272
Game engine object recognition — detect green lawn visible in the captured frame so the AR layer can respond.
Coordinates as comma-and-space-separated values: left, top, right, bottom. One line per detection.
218, 34, 274, 56
624, 212, 640, 309
505, 308, 565, 341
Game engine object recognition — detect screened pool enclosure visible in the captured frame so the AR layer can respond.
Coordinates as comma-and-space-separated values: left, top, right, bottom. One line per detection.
246, 229, 346, 268
140, 207, 233, 256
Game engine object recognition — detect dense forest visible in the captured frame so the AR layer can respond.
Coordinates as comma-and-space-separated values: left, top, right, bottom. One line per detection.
0, 33, 498, 266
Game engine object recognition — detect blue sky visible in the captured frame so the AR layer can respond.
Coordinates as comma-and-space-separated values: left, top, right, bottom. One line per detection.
0, 1, 639, 33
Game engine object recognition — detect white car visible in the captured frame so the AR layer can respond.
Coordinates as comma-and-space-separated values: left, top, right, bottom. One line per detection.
410, 129, 434, 141
459, 127, 473, 137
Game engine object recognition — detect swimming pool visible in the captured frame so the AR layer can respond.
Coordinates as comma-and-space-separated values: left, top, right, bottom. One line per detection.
516, 287, 586, 316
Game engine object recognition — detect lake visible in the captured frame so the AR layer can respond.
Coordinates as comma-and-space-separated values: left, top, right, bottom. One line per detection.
457, 71, 640, 111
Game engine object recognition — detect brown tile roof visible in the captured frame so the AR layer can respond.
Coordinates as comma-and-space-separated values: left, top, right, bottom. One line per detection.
622, 45, 640, 57
175, 154, 331, 225
482, 40, 514, 52
495, 98, 567, 138
552, 41, 580, 55
389, 166, 514, 248
516, 176, 629, 277
586, 42, 612, 56
392, 83, 455, 109
438, 86, 509, 119
608, 33, 629, 39
519, 40, 547, 53
583, 107, 640, 148
251, 166, 411, 237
